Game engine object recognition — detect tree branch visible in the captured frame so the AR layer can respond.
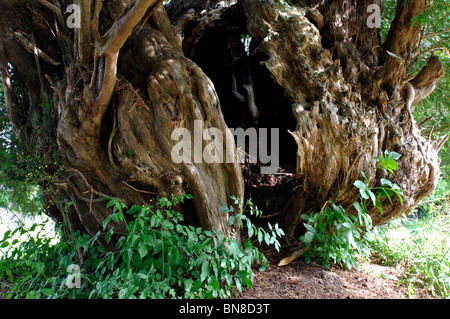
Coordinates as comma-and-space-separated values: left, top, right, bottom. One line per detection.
89, 0, 162, 117
93, 0, 103, 27
418, 112, 436, 127
377, 0, 430, 92
37, 0, 65, 26
382, 0, 429, 59
13, 31, 61, 66
77, 0, 93, 66
0, 30, 23, 133
97, 0, 159, 56
410, 55, 444, 106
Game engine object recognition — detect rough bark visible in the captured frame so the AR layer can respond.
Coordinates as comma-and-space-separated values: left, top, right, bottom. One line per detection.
240, 0, 442, 236
170, 0, 444, 237
0, 0, 444, 245
0, 0, 243, 243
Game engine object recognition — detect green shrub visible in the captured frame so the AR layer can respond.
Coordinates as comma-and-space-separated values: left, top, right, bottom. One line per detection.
371, 203, 450, 298
0, 194, 283, 299
299, 151, 403, 269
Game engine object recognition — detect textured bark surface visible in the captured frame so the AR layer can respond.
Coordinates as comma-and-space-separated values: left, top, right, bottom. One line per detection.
0, 0, 243, 243
0, 0, 445, 244
173, 0, 443, 237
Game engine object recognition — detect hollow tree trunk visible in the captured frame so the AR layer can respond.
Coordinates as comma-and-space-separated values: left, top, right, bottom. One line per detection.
168, 0, 444, 237
0, 0, 445, 245
244, 0, 444, 236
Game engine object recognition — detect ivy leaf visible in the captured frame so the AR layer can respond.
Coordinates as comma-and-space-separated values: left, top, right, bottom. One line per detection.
303, 223, 316, 233
353, 202, 364, 214
300, 214, 310, 221
304, 231, 315, 243
201, 260, 210, 282
42, 288, 56, 297
354, 180, 369, 199
387, 151, 401, 161
218, 203, 231, 213
258, 230, 263, 244
380, 178, 393, 187
208, 276, 220, 291
138, 242, 148, 259
126, 205, 143, 216
227, 215, 235, 225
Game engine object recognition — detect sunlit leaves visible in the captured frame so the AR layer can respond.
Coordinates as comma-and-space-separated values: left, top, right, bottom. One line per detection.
299, 151, 404, 269
0, 193, 277, 299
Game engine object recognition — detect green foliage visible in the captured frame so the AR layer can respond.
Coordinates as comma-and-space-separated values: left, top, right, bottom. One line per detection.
299, 151, 403, 269
371, 203, 450, 298
299, 203, 377, 269
219, 196, 284, 253
122, 149, 133, 158
0, 213, 63, 299
0, 194, 283, 299
0, 74, 62, 217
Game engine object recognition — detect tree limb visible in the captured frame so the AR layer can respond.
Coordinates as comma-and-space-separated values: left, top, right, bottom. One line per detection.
93, 0, 103, 27
378, 0, 430, 91
89, 0, 162, 118
37, 0, 65, 26
410, 55, 444, 106
77, 0, 93, 66
0, 30, 23, 133
382, 0, 429, 59
13, 31, 61, 66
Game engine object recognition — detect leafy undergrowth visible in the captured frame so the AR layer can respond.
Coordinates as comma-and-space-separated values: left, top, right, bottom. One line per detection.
0, 194, 283, 299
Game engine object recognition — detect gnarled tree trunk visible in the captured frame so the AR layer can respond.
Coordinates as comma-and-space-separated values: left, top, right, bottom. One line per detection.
0, 0, 445, 245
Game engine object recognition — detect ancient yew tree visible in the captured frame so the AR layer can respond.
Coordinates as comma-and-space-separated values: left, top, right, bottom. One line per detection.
0, 0, 445, 245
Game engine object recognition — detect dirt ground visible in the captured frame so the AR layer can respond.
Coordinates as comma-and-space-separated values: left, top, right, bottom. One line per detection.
231, 249, 431, 299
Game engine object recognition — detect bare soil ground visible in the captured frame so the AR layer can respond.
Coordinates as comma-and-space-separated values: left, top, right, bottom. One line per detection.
231, 249, 431, 299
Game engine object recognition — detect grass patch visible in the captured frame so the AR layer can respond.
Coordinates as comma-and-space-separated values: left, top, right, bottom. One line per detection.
371, 199, 450, 298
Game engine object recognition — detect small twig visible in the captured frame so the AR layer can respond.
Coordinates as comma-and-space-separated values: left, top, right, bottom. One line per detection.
14, 31, 61, 66
317, 200, 329, 216
30, 33, 46, 98
436, 135, 449, 152
67, 181, 107, 204
37, 0, 65, 27
45, 74, 68, 112
427, 125, 435, 143
418, 113, 436, 127
260, 211, 282, 219
67, 168, 111, 199
89, 186, 94, 214
122, 181, 158, 195
108, 103, 120, 172
278, 246, 310, 267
